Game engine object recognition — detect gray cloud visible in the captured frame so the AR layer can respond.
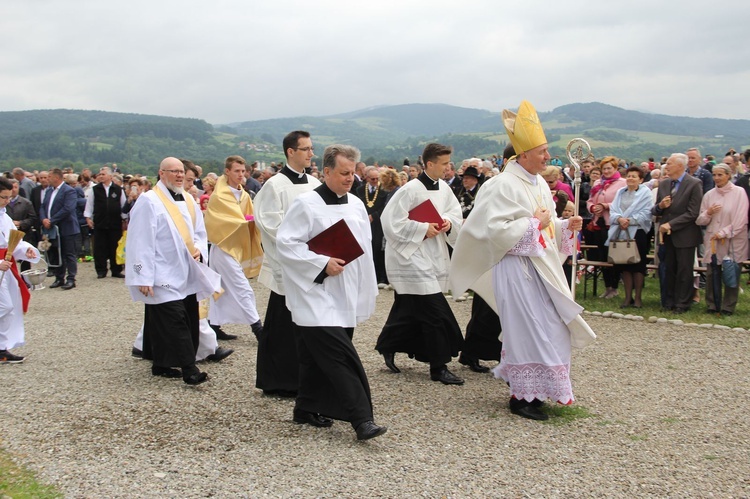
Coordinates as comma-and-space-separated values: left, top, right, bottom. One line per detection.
1, 0, 748, 124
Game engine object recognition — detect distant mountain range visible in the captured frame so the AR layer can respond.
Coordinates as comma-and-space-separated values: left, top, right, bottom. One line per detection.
0, 103, 747, 173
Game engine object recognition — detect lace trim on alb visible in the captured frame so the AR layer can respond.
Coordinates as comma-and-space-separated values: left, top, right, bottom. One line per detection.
507, 217, 544, 258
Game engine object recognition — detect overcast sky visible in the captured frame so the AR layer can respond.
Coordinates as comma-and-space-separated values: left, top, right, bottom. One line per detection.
2, 0, 748, 125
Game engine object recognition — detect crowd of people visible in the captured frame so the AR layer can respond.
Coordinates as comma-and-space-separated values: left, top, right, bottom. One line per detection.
2, 102, 749, 436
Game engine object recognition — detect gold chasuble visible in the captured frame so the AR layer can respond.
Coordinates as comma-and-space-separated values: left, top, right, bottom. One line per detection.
204, 175, 264, 278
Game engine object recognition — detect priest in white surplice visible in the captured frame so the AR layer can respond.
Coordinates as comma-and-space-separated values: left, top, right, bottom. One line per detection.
376, 143, 465, 385
277, 144, 387, 441
125, 157, 221, 385
254, 130, 320, 397
204, 155, 264, 341
450, 101, 596, 421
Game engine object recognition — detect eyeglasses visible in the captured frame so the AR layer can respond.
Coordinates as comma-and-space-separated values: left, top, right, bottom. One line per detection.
161, 169, 185, 175
294, 147, 314, 153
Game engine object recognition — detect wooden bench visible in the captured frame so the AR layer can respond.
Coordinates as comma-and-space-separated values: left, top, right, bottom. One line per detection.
576, 259, 613, 298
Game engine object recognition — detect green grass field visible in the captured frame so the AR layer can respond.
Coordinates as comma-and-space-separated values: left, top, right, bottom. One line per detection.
0, 446, 61, 498
574, 269, 749, 329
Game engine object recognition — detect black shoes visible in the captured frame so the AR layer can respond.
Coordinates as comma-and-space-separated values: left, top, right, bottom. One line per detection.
111, 273, 125, 278
131, 347, 143, 358
383, 352, 400, 373
355, 421, 387, 441
97, 273, 107, 278
151, 365, 181, 378
183, 372, 208, 385
49, 280, 64, 288
509, 398, 548, 421
205, 347, 234, 362
211, 324, 237, 341
293, 409, 333, 428
458, 355, 490, 373
0, 350, 25, 364
430, 366, 464, 385
61, 282, 76, 290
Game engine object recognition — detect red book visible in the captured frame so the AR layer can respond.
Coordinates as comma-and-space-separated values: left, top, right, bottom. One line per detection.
307, 219, 364, 265
408, 199, 444, 226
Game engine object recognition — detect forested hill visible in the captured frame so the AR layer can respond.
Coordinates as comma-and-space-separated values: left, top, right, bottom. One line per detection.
1, 103, 748, 174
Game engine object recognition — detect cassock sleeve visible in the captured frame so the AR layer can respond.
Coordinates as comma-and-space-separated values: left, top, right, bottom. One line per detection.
277, 197, 331, 293
254, 182, 284, 246
381, 185, 429, 260
125, 197, 158, 287
191, 197, 209, 262
439, 187, 463, 248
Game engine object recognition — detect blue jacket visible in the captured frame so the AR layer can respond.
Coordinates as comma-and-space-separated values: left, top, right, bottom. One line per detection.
40, 183, 81, 237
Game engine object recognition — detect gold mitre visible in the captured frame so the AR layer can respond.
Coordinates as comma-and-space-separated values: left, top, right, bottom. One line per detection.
502, 100, 547, 154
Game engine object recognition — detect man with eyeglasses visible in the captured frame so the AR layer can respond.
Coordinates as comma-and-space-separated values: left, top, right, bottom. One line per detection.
125, 157, 221, 385
356, 166, 388, 287
254, 130, 321, 398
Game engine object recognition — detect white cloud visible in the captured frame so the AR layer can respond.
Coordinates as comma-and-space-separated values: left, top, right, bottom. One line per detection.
1, 0, 748, 123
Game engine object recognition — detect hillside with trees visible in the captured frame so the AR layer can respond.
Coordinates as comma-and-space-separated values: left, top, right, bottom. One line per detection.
1, 103, 747, 174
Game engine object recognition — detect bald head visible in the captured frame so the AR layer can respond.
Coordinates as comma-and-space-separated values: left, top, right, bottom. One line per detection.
159, 157, 185, 191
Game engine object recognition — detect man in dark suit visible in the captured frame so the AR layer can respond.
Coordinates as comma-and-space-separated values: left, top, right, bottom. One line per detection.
652, 153, 703, 313
84, 166, 125, 278
356, 166, 388, 286
350, 162, 365, 193
40, 169, 80, 290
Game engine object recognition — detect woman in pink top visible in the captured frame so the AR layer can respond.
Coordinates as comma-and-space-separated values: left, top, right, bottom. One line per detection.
585, 156, 627, 299
696, 163, 749, 315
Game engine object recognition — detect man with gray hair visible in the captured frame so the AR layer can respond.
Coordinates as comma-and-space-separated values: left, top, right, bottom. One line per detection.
11, 168, 35, 199
277, 144, 386, 440
84, 166, 126, 278
356, 165, 388, 286
652, 153, 703, 313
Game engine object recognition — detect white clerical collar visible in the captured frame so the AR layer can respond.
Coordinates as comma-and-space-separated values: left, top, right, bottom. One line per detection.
512, 161, 539, 186
424, 172, 440, 184
285, 164, 305, 178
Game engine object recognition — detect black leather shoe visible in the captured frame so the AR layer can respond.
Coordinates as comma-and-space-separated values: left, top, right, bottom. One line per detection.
49, 280, 64, 288
111, 273, 125, 278
61, 282, 76, 290
211, 324, 237, 341
458, 355, 490, 373
293, 409, 333, 427
355, 421, 387, 441
509, 398, 548, 421
383, 352, 400, 373
205, 347, 234, 362
152, 366, 181, 378
183, 371, 209, 385
97, 273, 107, 278
430, 367, 464, 385
131, 347, 143, 358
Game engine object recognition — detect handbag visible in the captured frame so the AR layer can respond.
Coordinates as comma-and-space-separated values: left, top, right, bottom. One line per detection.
607, 227, 641, 265
721, 239, 741, 288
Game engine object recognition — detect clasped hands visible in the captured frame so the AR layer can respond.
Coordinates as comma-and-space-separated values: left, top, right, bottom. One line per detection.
425, 219, 451, 239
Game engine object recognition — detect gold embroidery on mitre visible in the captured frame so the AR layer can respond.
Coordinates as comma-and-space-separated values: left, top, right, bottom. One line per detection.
502, 100, 548, 154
